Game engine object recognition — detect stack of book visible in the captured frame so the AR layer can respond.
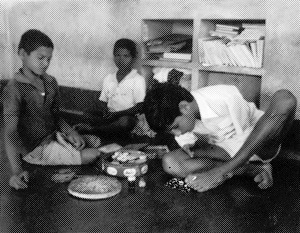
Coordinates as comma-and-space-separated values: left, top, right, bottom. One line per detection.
209, 24, 242, 40
234, 23, 265, 42
145, 34, 192, 53
145, 34, 192, 62
159, 52, 192, 62
199, 23, 265, 68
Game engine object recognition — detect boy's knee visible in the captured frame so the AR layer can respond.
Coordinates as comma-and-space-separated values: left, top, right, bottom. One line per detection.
274, 90, 297, 112
162, 152, 182, 176
269, 90, 297, 120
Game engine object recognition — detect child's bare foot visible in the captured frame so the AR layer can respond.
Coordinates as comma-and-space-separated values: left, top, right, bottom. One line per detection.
253, 163, 273, 189
244, 163, 273, 189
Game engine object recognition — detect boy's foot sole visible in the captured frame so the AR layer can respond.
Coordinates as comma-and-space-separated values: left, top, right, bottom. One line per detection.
253, 163, 273, 189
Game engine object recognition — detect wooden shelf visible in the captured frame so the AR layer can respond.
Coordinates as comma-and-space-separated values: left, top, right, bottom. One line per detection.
142, 59, 264, 76
141, 18, 266, 91
142, 59, 193, 70
197, 64, 264, 76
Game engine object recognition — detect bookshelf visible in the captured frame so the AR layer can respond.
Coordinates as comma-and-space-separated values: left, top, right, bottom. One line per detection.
141, 19, 194, 60
141, 18, 266, 98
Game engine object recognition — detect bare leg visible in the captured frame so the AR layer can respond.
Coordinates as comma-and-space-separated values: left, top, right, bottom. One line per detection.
186, 89, 297, 191
239, 90, 296, 161
75, 115, 137, 136
93, 115, 137, 135
80, 148, 101, 164
162, 145, 231, 178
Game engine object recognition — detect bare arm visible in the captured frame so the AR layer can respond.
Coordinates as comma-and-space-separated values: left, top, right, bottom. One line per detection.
4, 116, 27, 174
185, 90, 297, 192
57, 117, 86, 150
4, 115, 29, 189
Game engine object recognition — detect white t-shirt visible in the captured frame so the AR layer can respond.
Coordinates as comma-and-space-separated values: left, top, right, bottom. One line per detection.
175, 85, 264, 157
99, 69, 146, 112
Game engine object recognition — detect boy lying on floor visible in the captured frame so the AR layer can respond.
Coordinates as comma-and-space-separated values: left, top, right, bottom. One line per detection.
143, 83, 297, 192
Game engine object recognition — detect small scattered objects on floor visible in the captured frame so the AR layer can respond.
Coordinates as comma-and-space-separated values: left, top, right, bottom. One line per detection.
165, 177, 192, 193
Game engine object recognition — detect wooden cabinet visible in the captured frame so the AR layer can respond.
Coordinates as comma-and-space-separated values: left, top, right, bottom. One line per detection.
141, 18, 265, 105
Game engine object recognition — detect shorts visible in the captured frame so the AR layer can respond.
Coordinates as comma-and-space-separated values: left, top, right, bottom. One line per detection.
23, 132, 82, 165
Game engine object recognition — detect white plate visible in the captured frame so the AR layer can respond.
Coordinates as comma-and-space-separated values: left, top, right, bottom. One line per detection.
68, 175, 122, 199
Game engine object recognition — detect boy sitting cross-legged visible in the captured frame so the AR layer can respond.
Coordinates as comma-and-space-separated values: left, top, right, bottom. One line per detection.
143, 83, 297, 192
74, 38, 146, 137
3, 29, 102, 190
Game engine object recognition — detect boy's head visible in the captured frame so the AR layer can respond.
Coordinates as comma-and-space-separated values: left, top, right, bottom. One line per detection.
113, 38, 137, 71
18, 29, 54, 55
143, 83, 197, 136
18, 29, 54, 76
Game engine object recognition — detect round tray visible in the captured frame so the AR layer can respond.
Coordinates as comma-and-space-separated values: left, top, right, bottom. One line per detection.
68, 175, 122, 200
102, 150, 148, 178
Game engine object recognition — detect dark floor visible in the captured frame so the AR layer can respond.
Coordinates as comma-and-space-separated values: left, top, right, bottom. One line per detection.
1, 113, 300, 232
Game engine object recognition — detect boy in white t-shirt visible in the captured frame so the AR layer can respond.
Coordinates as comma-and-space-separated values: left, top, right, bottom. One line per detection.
143, 83, 297, 192
76, 39, 146, 136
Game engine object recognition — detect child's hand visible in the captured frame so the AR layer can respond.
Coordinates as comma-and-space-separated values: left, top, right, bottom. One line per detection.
182, 144, 194, 158
9, 170, 29, 190
67, 130, 86, 150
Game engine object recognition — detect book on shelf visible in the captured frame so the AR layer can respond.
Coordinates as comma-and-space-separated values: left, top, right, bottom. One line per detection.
200, 38, 223, 65
228, 45, 247, 67
233, 28, 265, 42
198, 36, 264, 68
242, 23, 266, 29
209, 30, 238, 40
215, 24, 240, 31
214, 29, 240, 35
256, 39, 264, 67
224, 46, 239, 66
145, 34, 192, 54
238, 44, 257, 67
198, 37, 220, 65
159, 58, 191, 63
159, 52, 192, 62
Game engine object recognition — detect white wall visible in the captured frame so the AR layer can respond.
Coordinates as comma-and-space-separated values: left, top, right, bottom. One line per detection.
1, 0, 300, 118
1, 0, 142, 90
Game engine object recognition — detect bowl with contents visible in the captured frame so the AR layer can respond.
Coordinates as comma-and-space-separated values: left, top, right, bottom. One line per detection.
102, 150, 148, 178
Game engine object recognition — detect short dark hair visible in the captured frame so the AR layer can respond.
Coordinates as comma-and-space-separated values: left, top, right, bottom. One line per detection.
143, 82, 194, 132
113, 38, 137, 58
18, 29, 54, 54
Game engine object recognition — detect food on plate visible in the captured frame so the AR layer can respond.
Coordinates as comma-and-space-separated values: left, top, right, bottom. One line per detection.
68, 175, 122, 199
111, 150, 147, 164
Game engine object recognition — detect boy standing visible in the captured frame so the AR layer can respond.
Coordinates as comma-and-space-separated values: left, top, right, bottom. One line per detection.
3, 29, 101, 190
144, 83, 296, 192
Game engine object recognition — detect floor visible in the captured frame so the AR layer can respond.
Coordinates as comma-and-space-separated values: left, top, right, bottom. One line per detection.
1, 112, 300, 232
